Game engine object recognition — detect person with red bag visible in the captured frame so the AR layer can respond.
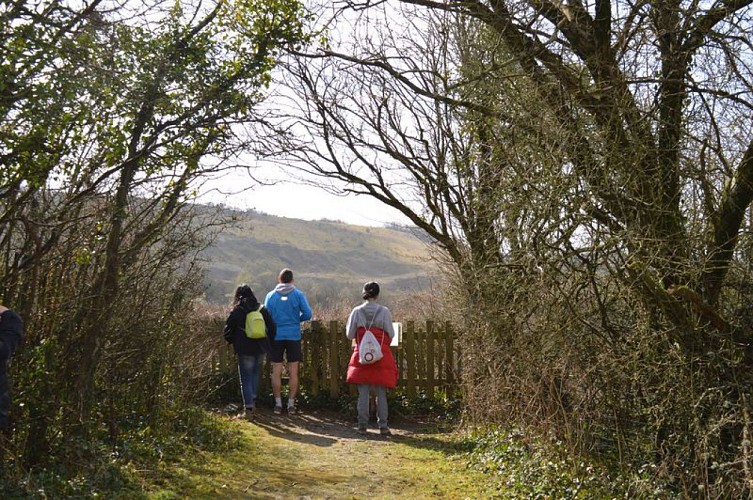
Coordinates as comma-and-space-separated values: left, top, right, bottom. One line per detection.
345, 282, 398, 436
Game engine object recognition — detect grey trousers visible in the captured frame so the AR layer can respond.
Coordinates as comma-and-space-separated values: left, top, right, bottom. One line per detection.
357, 384, 388, 429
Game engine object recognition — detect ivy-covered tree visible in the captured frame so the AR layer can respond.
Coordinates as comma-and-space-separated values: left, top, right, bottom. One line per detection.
0, 0, 311, 469
262, 0, 753, 493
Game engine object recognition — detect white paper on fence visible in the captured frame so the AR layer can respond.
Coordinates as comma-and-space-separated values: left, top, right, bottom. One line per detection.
358, 330, 383, 364
390, 322, 402, 346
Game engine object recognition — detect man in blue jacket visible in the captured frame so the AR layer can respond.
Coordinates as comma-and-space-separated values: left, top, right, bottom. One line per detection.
264, 268, 312, 415
0, 304, 24, 429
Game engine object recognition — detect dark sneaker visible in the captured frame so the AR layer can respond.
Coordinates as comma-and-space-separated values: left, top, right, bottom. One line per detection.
287, 405, 297, 416
245, 408, 255, 422
379, 427, 392, 436
273, 405, 283, 415
357, 425, 368, 435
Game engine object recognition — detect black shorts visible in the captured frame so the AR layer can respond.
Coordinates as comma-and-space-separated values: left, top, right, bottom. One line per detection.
270, 340, 303, 363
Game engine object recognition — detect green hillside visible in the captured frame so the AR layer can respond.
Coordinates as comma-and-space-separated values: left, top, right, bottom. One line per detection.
199, 210, 437, 306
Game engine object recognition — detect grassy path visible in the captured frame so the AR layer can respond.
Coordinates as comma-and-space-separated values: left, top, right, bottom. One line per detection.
147, 408, 496, 499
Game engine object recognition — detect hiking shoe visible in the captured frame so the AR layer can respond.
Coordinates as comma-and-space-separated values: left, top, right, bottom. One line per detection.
287, 405, 297, 416
273, 405, 283, 415
245, 408, 255, 422
379, 427, 392, 436
357, 425, 368, 435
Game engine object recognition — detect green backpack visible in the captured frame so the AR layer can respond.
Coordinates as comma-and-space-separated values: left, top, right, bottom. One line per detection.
244, 306, 266, 339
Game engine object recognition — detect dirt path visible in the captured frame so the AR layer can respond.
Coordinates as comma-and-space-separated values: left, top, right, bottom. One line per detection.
163, 407, 497, 499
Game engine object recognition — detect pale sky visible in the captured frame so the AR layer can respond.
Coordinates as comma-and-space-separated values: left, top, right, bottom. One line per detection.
198, 173, 410, 227
193, 1, 418, 228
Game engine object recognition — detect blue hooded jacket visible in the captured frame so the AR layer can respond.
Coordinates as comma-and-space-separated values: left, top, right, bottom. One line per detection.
264, 283, 313, 341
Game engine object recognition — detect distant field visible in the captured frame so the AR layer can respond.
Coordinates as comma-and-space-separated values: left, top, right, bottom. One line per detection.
199, 210, 438, 306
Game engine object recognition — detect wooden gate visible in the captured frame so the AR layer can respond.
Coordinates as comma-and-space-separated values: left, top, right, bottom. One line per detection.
216, 320, 460, 398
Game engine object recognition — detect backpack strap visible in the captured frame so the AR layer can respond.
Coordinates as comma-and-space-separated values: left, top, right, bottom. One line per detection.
365, 310, 375, 331
360, 308, 387, 344
359, 325, 385, 347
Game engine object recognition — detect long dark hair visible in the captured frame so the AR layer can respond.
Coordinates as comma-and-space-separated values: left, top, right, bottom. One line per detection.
233, 284, 257, 306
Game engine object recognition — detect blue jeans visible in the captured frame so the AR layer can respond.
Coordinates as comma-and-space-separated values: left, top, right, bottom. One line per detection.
238, 353, 265, 409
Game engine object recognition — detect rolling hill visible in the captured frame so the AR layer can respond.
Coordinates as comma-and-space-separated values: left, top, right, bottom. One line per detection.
199, 209, 438, 306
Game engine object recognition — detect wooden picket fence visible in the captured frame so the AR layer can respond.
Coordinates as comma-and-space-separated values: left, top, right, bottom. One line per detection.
216, 320, 460, 398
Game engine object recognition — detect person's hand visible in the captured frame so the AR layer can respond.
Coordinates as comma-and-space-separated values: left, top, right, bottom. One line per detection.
0, 305, 7, 315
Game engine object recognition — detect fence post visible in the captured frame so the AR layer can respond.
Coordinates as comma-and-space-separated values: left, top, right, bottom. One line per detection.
417, 324, 425, 392
328, 320, 340, 399
436, 323, 445, 389
426, 320, 435, 396
405, 321, 416, 397
339, 322, 355, 396
308, 321, 320, 397
390, 341, 399, 386
445, 321, 454, 386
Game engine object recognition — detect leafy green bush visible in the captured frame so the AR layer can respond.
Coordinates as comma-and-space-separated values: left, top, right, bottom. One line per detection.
0, 407, 241, 498
462, 427, 678, 499
389, 389, 462, 422
389, 388, 462, 421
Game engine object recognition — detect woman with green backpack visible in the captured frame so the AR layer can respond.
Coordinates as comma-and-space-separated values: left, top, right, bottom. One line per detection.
223, 284, 276, 421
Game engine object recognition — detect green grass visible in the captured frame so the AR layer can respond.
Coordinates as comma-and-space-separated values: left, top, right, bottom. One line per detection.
137, 411, 499, 499
2, 405, 674, 498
